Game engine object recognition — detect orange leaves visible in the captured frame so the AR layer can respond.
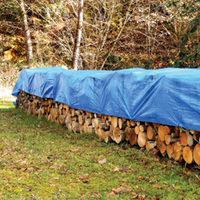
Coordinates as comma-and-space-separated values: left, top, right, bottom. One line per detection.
113, 166, 121, 172
111, 187, 132, 194
153, 184, 164, 189
68, 148, 79, 152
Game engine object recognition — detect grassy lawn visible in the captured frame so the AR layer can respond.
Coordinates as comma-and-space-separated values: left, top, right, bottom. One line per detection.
0, 100, 200, 199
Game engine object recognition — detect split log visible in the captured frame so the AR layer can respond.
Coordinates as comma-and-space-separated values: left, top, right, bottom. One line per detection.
93, 118, 101, 128
135, 126, 140, 135
58, 115, 65, 124
85, 118, 92, 126
125, 127, 131, 141
164, 135, 179, 145
157, 137, 167, 156
147, 126, 157, 140
99, 123, 109, 130
166, 144, 173, 159
146, 141, 157, 151
118, 118, 126, 129
171, 142, 183, 162
108, 126, 114, 140
72, 121, 80, 133
138, 132, 147, 148
101, 129, 111, 143
113, 128, 125, 144
139, 125, 146, 132
129, 128, 138, 145
111, 116, 118, 128
78, 114, 85, 125
193, 143, 200, 165
187, 134, 195, 147
158, 125, 171, 142
183, 146, 193, 164
180, 132, 188, 146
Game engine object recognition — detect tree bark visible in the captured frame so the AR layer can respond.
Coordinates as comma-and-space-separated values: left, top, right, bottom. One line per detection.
73, 0, 84, 70
20, 0, 33, 66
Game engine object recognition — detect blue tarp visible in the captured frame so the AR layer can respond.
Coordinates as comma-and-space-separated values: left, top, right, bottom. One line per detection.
12, 67, 200, 131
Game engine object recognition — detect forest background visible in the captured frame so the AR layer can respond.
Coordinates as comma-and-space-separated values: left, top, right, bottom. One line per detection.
0, 0, 199, 92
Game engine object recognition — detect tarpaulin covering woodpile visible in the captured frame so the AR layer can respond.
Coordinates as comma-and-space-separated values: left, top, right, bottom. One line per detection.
12, 67, 200, 132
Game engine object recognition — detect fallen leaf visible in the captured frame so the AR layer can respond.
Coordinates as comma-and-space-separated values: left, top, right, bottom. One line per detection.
194, 180, 200, 185
120, 183, 128, 187
69, 148, 79, 152
113, 166, 121, 172
152, 195, 160, 199
98, 157, 106, 164
182, 170, 189, 176
137, 176, 144, 180
112, 187, 122, 194
20, 160, 28, 165
138, 194, 146, 200
153, 148, 160, 155
78, 173, 89, 179
112, 187, 131, 194
24, 167, 34, 172
153, 184, 164, 189
132, 192, 138, 198
107, 191, 116, 197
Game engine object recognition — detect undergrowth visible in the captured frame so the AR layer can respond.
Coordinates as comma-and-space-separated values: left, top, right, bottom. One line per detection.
0, 101, 200, 199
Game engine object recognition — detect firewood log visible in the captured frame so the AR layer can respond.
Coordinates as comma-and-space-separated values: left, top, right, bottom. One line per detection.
111, 116, 118, 128
129, 128, 138, 145
108, 126, 114, 140
139, 125, 146, 132
171, 142, 183, 161
146, 141, 157, 151
193, 143, 200, 165
187, 134, 195, 147
171, 132, 180, 138
135, 126, 140, 135
180, 132, 188, 146
125, 127, 131, 141
131, 120, 136, 126
147, 126, 157, 140
85, 118, 92, 126
166, 144, 173, 159
72, 121, 80, 133
86, 125, 94, 133
101, 115, 107, 123
78, 114, 85, 125
183, 146, 194, 164
101, 129, 111, 143
138, 132, 147, 148
157, 137, 167, 156
126, 120, 131, 127
99, 123, 109, 130
164, 135, 179, 145
94, 118, 101, 128
113, 128, 125, 144
58, 115, 64, 124
158, 125, 171, 142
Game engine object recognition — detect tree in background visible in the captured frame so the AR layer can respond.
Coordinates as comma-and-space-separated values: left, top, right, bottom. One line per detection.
18, 0, 33, 66
0, 0, 199, 70
73, 0, 84, 70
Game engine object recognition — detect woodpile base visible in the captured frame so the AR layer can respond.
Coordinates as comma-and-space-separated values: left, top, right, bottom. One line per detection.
16, 90, 200, 166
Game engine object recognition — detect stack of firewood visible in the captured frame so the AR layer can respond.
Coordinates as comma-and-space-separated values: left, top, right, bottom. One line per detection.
16, 90, 200, 165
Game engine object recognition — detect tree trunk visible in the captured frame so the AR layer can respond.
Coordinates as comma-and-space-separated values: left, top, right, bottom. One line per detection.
20, 0, 33, 66
73, 0, 84, 70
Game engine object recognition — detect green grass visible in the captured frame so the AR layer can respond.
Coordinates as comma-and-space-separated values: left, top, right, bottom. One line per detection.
0, 101, 200, 199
